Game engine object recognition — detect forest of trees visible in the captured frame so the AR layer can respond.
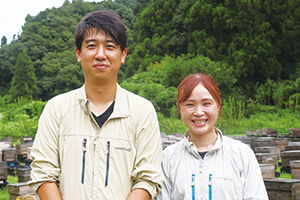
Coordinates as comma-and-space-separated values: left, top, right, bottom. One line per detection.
0, 0, 300, 117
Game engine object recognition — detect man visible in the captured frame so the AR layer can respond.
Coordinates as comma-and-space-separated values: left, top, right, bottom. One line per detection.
28, 10, 163, 200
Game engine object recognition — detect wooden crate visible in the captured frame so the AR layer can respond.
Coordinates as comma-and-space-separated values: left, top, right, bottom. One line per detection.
0, 138, 13, 148
17, 168, 31, 183
256, 153, 279, 169
256, 128, 278, 137
251, 137, 276, 150
274, 138, 290, 152
290, 160, 300, 179
16, 143, 33, 155
286, 146, 300, 151
260, 164, 275, 179
0, 161, 7, 180
2, 148, 17, 162
289, 128, 300, 137
7, 182, 35, 197
264, 179, 300, 200
281, 150, 300, 172
255, 146, 281, 159
245, 130, 256, 137
231, 136, 254, 147
20, 136, 34, 144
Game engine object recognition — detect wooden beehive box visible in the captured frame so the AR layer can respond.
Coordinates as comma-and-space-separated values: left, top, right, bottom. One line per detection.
255, 153, 279, 169
0, 161, 7, 180
274, 138, 290, 152
2, 148, 17, 162
264, 179, 300, 200
286, 146, 300, 151
281, 150, 300, 172
289, 128, 300, 137
17, 168, 31, 183
0, 138, 13, 148
260, 164, 275, 179
246, 130, 256, 137
20, 136, 34, 144
231, 136, 254, 147
290, 160, 300, 179
255, 146, 281, 159
251, 137, 276, 151
7, 182, 35, 200
16, 143, 33, 155
256, 128, 278, 137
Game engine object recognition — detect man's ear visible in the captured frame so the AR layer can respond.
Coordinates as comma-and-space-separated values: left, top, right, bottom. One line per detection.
75, 47, 81, 63
121, 48, 128, 64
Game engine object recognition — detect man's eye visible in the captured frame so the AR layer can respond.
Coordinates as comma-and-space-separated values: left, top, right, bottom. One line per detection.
87, 44, 96, 48
107, 44, 116, 49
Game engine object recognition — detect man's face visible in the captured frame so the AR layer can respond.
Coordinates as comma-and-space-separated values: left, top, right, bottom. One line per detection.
76, 29, 127, 84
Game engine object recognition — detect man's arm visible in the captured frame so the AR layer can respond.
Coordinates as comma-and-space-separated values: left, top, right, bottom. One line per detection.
127, 188, 150, 200
37, 182, 63, 200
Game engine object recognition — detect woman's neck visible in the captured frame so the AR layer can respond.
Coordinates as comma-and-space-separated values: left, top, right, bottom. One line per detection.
189, 130, 218, 152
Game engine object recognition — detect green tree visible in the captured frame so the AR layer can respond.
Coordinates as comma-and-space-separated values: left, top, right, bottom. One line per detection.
1, 36, 7, 46
9, 50, 38, 100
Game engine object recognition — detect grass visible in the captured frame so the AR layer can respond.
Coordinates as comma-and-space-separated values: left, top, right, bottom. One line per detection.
0, 175, 18, 200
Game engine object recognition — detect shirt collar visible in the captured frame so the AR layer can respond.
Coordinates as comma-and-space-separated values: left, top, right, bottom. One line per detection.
78, 84, 130, 118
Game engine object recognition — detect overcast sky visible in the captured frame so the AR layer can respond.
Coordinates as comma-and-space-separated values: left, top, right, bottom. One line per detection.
0, 0, 102, 44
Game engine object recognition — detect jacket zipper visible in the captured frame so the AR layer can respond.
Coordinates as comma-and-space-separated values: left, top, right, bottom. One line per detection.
191, 174, 195, 200
81, 138, 87, 184
208, 174, 212, 200
105, 141, 110, 187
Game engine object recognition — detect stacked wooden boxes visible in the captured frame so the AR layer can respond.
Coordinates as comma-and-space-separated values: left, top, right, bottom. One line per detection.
2, 148, 17, 162
256, 153, 279, 169
17, 136, 34, 163
0, 161, 8, 188
281, 150, 300, 173
255, 146, 281, 160
17, 167, 31, 183
7, 182, 39, 200
260, 164, 275, 179
274, 138, 290, 152
256, 128, 278, 137
251, 137, 276, 151
285, 142, 300, 151
289, 128, 300, 137
161, 132, 183, 150
290, 160, 300, 179
264, 179, 300, 200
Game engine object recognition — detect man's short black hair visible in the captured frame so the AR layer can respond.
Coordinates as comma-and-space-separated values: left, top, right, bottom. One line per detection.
75, 10, 128, 52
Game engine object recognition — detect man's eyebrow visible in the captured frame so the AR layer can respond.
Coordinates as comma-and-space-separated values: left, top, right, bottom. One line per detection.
84, 39, 117, 43
85, 39, 96, 43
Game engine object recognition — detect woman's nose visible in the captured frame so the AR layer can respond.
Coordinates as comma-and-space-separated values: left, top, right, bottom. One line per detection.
193, 106, 204, 116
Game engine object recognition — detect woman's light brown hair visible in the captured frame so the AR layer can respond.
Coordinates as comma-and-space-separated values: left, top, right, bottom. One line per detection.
177, 73, 222, 125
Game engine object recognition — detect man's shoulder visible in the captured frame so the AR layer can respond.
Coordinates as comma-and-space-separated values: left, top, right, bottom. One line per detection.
47, 87, 83, 107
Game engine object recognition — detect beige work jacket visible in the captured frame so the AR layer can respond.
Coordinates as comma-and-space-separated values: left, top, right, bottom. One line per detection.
28, 84, 163, 199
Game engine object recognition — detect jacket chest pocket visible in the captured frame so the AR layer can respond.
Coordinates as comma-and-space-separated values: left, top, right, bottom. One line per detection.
99, 139, 136, 188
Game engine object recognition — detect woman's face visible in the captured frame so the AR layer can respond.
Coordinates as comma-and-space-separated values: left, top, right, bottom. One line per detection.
179, 84, 219, 138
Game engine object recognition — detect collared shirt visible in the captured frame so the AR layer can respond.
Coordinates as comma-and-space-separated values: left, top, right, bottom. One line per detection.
29, 84, 163, 199
157, 129, 269, 200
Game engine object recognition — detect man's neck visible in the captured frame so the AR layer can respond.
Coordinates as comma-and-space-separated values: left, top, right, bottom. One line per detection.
85, 81, 117, 116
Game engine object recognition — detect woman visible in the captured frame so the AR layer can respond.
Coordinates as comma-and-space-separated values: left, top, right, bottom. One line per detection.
157, 73, 268, 200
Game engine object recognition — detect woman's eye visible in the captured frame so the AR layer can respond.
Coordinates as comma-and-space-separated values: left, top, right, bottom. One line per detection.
186, 104, 194, 107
